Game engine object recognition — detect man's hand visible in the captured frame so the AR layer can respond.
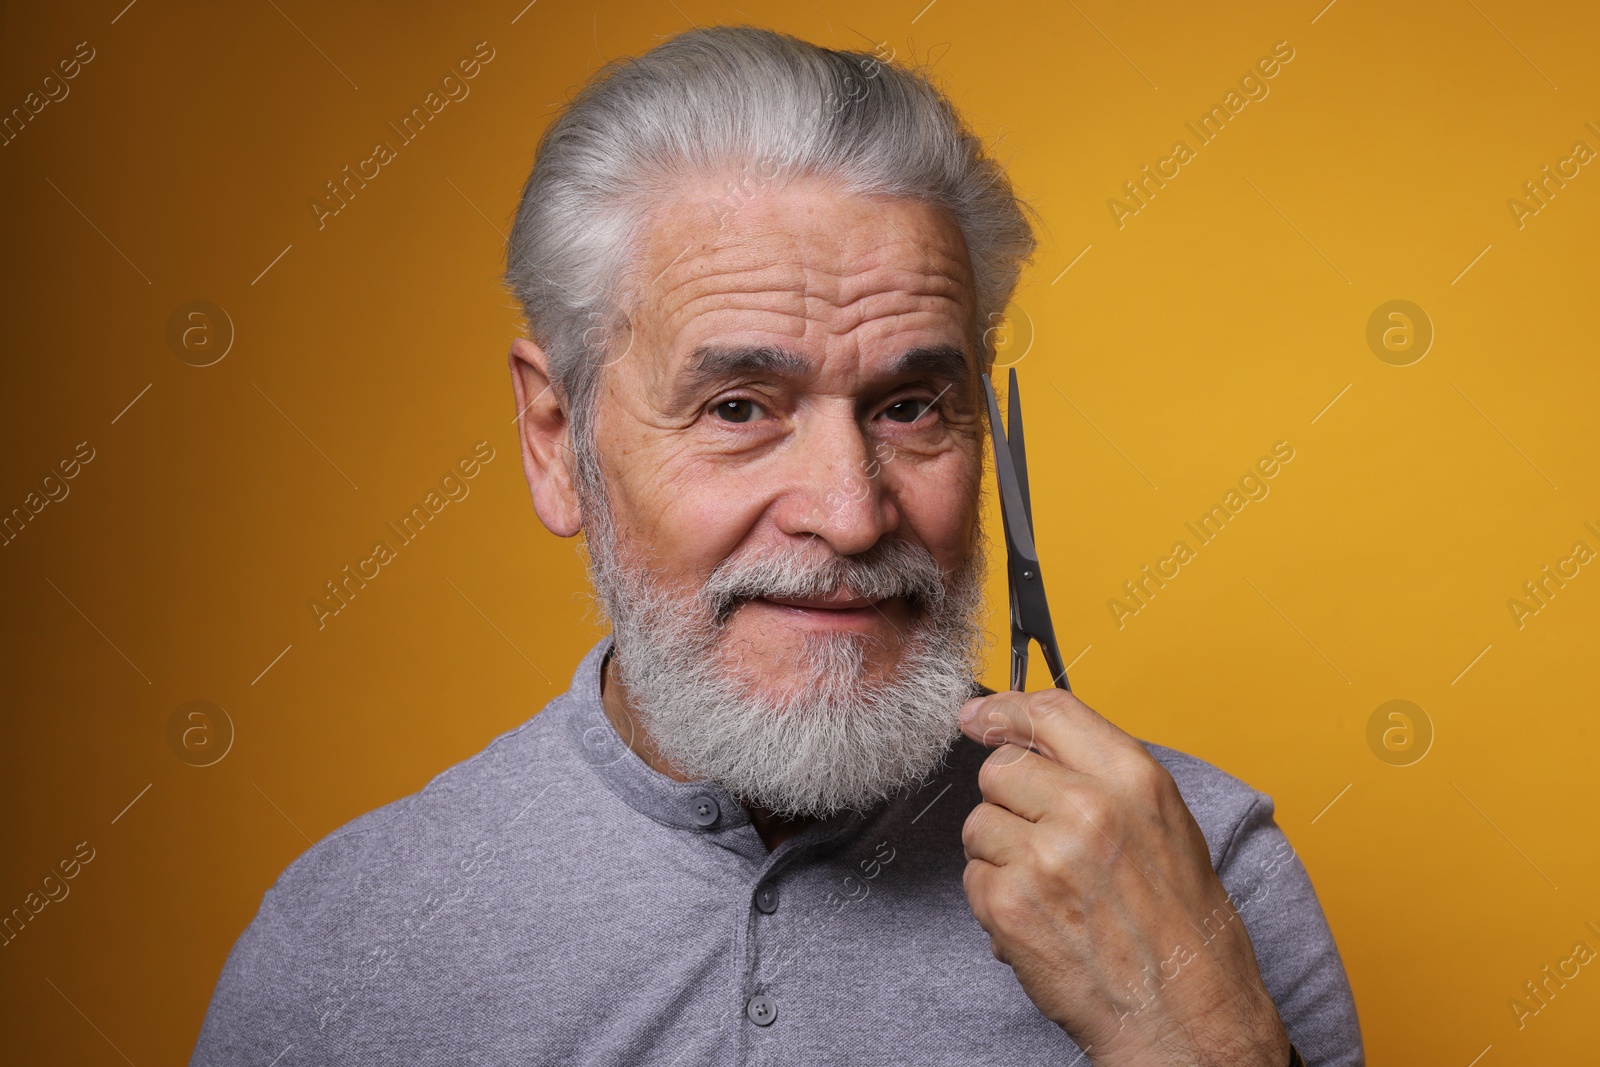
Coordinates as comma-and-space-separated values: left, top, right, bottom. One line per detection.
958, 688, 1291, 1067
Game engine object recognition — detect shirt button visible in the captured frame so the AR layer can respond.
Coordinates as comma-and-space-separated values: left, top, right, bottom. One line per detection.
755, 882, 779, 914
690, 794, 720, 827
746, 993, 778, 1027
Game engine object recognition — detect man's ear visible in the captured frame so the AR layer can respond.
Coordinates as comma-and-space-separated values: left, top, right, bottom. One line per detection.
508, 337, 583, 537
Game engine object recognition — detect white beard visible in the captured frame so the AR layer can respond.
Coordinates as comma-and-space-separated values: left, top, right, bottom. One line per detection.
583, 511, 989, 819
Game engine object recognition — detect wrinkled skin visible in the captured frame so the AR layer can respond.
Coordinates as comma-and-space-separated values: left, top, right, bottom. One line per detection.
959, 689, 1291, 1065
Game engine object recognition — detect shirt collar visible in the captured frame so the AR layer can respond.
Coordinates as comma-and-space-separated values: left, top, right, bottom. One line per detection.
559, 636, 865, 857
558, 636, 995, 861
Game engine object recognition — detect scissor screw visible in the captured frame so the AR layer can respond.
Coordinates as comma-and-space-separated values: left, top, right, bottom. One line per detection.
1023, 570, 1034, 580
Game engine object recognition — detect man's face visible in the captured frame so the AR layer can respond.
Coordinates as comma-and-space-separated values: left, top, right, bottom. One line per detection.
591, 176, 987, 694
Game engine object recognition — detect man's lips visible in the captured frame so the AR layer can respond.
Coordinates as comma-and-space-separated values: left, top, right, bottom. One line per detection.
760, 592, 886, 611
735, 590, 910, 633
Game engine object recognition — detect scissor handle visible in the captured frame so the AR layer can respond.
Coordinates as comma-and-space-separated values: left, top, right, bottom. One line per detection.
1013, 614, 1070, 693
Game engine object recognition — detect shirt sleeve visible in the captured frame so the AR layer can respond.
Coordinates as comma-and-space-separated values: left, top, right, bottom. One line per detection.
188, 886, 301, 1066
1216, 793, 1365, 1067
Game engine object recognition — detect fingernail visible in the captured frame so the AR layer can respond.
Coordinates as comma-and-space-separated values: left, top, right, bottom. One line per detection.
958, 697, 984, 726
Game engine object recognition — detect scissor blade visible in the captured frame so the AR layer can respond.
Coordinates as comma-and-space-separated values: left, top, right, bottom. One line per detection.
982, 373, 1038, 565
1007, 367, 1032, 529
985, 370, 1071, 693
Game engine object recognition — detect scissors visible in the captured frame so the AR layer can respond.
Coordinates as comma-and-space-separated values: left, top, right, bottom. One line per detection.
982, 367, 1071, 693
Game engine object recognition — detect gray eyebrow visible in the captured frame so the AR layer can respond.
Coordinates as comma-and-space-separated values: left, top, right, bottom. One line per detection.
885, 343, 970, 385
664, 345, 809, 411
673, 342, 972, 406
684, 345, 812, 387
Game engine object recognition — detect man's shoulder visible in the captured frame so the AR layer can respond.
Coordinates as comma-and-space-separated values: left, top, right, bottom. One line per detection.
1141, 739, 1271, 814
271, 639, 616, 893
190, 666, 607, 1063
1142, 739, 1273, 868
290, 701, 571, 880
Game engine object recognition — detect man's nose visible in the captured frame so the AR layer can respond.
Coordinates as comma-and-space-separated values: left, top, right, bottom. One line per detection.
772, 412, 900, 556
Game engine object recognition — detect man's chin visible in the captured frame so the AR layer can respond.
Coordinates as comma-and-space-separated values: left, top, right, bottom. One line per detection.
617, 615, 977, 818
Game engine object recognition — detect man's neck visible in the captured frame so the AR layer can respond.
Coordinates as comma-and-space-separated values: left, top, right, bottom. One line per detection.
599, 649, 823, 852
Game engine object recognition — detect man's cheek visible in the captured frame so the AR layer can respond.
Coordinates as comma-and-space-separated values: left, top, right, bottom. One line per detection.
602, 429, 698, 517
656, 467, 768, 565
894, 449, 983, 566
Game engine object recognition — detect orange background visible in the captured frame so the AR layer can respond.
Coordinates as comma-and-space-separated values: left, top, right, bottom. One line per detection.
3, 0, 1597, 1062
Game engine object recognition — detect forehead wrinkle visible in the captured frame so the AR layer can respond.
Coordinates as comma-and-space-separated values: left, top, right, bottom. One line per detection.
862, 195, 950, 265
640, 196, 969, 302
654, 254, 972, 338
644, 256, 821, 335
629, 191, 979, 383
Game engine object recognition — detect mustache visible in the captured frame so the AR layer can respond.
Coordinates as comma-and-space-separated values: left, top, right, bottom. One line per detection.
701, 539, 950, 623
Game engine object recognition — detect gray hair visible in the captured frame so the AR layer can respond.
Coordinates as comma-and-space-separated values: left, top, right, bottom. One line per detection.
503, 24, 1038, 504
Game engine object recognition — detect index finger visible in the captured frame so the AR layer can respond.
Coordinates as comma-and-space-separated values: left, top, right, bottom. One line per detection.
957, 688, 1137, 774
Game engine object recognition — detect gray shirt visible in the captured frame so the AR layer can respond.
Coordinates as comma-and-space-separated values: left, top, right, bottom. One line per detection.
191, 637, 1363, 1065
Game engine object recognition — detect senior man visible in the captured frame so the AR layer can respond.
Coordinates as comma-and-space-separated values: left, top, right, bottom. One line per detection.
192, 25, 1362, 1067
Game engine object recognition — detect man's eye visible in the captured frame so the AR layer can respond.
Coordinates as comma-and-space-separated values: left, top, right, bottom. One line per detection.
882, 398, 932, 423
713, 398, 761, 423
